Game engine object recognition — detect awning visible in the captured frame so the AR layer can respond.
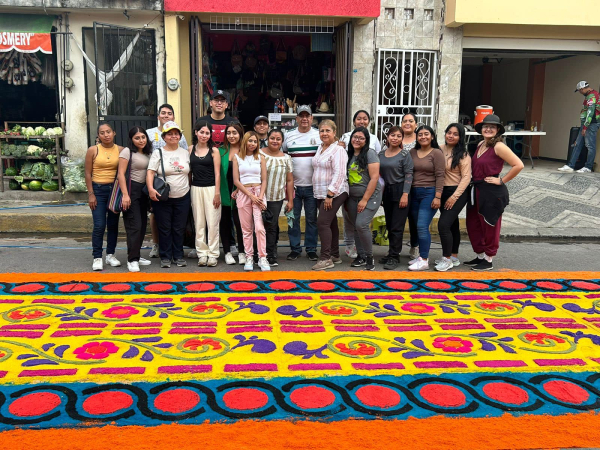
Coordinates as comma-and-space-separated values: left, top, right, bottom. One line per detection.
0, 14, 55, 54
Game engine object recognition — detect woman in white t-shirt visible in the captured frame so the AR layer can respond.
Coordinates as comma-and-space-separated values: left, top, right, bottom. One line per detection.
117, 126, 152, 273
146, 121, 191, 269
232, 131, 268, 272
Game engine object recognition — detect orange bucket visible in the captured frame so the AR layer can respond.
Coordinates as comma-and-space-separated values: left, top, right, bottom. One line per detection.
474, 105, 494, 125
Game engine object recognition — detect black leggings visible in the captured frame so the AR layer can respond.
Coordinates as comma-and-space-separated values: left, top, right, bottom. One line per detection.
220, 205, 245, 254
437, 186, 469, 257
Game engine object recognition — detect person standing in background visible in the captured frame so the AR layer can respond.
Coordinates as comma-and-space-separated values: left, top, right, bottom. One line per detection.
254, 115, 270, 149
558, 81, 600, 174
195, 90, 234, 146
146, 104, 188, 259
283, 105, 320, 262
400, 113, 420, 261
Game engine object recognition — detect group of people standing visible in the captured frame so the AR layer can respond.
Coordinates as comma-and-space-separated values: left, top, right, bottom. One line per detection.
85, 91, 523, 273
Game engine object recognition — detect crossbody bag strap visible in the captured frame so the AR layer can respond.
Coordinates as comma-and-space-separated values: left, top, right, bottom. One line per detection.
158, 147, 167, 182
127, 148, 133, 192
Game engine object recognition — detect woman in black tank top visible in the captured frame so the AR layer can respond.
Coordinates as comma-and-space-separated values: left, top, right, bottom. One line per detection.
189, 121, 222, 267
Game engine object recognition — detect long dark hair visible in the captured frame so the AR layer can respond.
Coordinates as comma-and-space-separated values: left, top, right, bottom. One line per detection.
352, 110, 371, 124
347, 127, 371, 171
445, 123, 467, 169
192, 120, 217, 148
224, 122, 245, 154
384, 125, 404, 149
127, 126, 152, 156
414, 125, 440, 150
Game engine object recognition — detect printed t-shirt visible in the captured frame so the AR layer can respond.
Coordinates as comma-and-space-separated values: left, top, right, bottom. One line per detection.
348, 149, 382, 205
148, 147, 190, 198
282, 127, 320, 186
195, 115, 234, 146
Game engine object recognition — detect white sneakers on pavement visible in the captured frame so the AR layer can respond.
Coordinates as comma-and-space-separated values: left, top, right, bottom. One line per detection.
244, 260, 254, 271
258, 257, 271, 271
345, 246, 358, 259
207, 257, 218, 267
138, 258, 151, 266
435, 257, 454, 272
224, 252, 236, 265
105, 254, 121, 267
408, 257, 429, 271
92, 258, 103, 271
149, 244, 159, 258
434, 256, 460, 267
239, 253, 247, 265
577, 167, 592, 173
557, 165, 574, 172
127, 261, 140, 272
198, 256, 208, 266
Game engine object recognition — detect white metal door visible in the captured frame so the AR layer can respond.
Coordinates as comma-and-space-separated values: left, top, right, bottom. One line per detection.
375, 49, 438, 144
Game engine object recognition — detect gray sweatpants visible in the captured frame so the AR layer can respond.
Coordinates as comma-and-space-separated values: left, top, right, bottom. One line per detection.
345, 196, 379, 258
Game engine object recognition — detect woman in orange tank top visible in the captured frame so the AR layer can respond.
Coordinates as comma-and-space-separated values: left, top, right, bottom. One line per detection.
84, 122, 124, 272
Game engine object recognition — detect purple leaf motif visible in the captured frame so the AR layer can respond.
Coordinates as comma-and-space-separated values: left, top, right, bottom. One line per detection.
22, 359, 59, 367
74, 307, 85, 313
402, 351, 431, 359
122, 346, 140, 359
276, 305, 313, 318
132, 337, 162, 343
159, 312, 168, 319
479, 340, 496, 351
42, 343, 55, 351
561, 331, 600, 345
235, 302, 270, 315
498, 343, 517, 354
53, 345, 69, 358
153, 343, 173, 349
141, 350, 154, 362
153, 303, 175, 308
231, 335, 276, 354
562, 303, 599, 314
17, 354, 37, 360
457, 308, 471, 315
411, 339, 429, 351
471, 332, 498, 338
84, 308, 98, 318
440, 306, 454, 314
143, 309, 157, 318
283, 341, 328, 359
383, 304, 398, 312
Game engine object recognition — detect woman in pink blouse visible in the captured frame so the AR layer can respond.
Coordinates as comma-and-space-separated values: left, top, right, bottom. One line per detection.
312, 120, 349, 270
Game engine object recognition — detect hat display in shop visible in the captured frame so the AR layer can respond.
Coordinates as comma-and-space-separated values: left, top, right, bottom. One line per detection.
254, 115, 269, 125
574, 80, 590, 92
162, 121, 183, 135
474, 114, 505, 135
211, 90, 230, 102
316, 102, 330, 113
296, 105, 312, 115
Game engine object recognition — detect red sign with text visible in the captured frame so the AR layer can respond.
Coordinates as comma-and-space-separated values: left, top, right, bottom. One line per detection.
0, 32, 52, 54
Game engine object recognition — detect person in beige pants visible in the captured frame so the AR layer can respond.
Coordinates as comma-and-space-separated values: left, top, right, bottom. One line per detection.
189, 121, 222, 267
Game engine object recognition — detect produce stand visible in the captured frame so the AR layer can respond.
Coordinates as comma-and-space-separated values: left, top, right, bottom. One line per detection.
0, 121, 65, 192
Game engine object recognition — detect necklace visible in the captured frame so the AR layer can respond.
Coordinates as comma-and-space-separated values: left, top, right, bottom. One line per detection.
477, 145, 489, 158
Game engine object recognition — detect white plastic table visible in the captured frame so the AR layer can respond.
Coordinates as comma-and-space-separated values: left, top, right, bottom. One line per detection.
466, 131, 547, 169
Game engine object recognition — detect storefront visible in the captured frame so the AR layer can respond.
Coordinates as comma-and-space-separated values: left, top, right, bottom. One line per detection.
163, 0, 379, 141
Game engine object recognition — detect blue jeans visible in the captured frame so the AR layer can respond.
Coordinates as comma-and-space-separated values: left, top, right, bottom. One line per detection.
569, 122, 599, 170
289, 185, 318, 253
91, 182, 120, 259
409, 187, 438, 259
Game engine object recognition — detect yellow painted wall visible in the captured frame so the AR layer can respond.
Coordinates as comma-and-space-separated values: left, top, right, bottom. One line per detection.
446, 0, 600, 27
462, 24, 600, 40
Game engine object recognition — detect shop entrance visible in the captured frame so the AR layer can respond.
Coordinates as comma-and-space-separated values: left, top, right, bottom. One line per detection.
190, 17, 353, 131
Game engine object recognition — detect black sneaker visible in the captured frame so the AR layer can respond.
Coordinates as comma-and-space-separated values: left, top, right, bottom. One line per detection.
160, 259, 171, 268
173, 258, 187, 267
268, 257, 279, 267
384, 257, 399, 270
464, 257, 483, 267
365, 256, 375, 271
307, 251, 318, 261
287, 251, 301, 261
351, 256, 366, 267
472, 259, 494, 271
378, 255, 390, 264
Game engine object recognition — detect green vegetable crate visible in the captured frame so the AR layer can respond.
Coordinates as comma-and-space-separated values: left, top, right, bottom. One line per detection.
0, 121, 65, 193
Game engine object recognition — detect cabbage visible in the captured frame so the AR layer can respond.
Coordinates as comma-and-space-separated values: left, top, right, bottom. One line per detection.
34, 126, 46, 136
53, 127, 63, 135
30, 162, 46, 178
20, 162, 33, 176
23, 127, 35, 137
62, 157, 87, 192
27, 145, 43, 155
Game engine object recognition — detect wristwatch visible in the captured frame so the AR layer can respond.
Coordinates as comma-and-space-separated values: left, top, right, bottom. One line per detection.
326, 194, 334, 199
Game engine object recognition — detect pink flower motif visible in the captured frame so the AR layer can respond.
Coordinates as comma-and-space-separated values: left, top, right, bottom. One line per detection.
432, 336, 474, 353
101, 305, 139, 319
73, 342, 119, 360
401, 303, 435, 314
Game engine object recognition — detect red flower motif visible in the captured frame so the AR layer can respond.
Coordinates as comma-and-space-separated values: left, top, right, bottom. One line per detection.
192, 303, 227, 313
74, 341, 119, 360
432, 336, 474, 353
320, 305, 353, 315
183, 338, 222, 351
335, 343, 377, 356
8, 309, 47, 320
479, 302, 515, 311
401, 303, 435, 314
523, 333, 565, 345
101, 306, 139, 319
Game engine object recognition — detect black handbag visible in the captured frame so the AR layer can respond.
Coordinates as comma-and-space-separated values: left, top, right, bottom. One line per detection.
143, 147, 170, 201
261, 207, 274, 225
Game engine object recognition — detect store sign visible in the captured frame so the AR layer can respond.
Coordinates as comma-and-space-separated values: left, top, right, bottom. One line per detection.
0, 32, 52, 54
164, 0, 380, 18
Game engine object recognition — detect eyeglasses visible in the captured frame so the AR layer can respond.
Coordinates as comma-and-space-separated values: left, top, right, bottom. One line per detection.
482, 125, 497, 130
212, 99, 227, 104
352, 136, 366, 141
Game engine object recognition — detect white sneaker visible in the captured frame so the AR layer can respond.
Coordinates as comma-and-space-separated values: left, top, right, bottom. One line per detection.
435, 256, 460, 267
408, 257, 429, 271
408, 256, 420, 265
345, 246, 358, 259
239, 253, 247, 265
230, 245, 239, 257
149, 244, 159, 258
92, 258, 103, 271
105, 254, 121, 267
435, 258, 454, 272
244, 260, 254, 271
225, 252, 236, 265
198, 256, 208, 266
558, 165, 574, 172
138, 257, 151, 266
188, 249, 197, 258
576, 167, 592, 173
409, 247, 419, 259
258, 257, 271, 271
127, 261, 140, 272
207, 257, 218, 267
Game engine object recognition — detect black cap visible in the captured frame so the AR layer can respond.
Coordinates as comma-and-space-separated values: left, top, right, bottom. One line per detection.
211, 90, 229, 102
254, 115, 269, 125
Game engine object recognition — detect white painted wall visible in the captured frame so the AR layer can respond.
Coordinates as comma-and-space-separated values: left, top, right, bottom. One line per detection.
62, 10, 165, 158
541, 54, 600, 164
490, 59, 529, 123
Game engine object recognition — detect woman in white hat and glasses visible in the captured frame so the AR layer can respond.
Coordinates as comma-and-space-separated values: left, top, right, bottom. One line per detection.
465, 114, 523, 271
146, 121, 191, 269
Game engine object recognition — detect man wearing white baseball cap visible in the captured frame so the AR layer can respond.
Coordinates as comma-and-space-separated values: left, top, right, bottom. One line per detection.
558, 81, 600, 173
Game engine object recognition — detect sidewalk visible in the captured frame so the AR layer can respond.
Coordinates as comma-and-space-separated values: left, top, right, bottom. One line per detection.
1, 160, 599, 239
